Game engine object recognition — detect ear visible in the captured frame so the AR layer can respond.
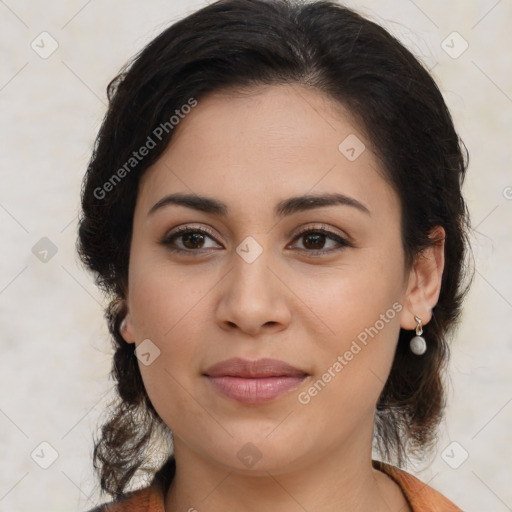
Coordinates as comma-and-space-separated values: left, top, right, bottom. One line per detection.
120, 311, 136, 344
400, 226, 445, 330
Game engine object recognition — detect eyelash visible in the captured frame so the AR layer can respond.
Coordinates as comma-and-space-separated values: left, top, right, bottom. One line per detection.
161, 224, 352, 256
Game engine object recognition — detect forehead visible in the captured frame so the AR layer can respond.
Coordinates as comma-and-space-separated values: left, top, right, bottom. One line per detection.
137, 84, 397, 223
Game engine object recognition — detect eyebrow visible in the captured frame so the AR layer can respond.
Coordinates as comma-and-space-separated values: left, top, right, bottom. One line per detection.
148, 192, 370, 218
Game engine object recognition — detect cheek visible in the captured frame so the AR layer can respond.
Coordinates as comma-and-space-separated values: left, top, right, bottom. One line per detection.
292, 260, 404, 400
128, 271, 210, 431
129, 261, 215, 341
294, 257, 404, 341
127, 263, 217, 404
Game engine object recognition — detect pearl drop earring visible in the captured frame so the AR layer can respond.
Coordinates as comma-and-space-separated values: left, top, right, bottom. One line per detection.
410, 316, 427, 355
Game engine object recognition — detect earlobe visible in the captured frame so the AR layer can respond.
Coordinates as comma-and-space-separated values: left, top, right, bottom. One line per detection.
119, 312, 136, 344
401, 226, 445, 330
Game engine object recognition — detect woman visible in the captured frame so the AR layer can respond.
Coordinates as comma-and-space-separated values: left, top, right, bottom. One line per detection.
78, 0, 471, 510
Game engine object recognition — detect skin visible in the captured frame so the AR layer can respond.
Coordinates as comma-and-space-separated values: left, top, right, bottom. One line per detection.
122, 84, 445, 512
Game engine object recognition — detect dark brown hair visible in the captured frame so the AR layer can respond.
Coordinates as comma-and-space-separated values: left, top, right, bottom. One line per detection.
78, 0, 471, 498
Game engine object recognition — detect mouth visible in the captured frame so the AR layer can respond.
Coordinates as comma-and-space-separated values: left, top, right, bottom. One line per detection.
203, 357, 309, 404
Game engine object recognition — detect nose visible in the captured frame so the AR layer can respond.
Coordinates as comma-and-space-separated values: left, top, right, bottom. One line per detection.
215, 249, 292, 336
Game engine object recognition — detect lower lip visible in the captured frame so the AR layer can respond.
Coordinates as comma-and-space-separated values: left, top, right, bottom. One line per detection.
206, 375, 307, 404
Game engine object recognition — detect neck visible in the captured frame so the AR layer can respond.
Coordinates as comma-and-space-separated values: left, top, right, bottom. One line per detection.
164, 437, 408, 512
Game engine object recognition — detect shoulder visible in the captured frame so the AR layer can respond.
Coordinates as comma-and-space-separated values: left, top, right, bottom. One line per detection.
85, 483, 165, 512
85, 457, 174, 512
373, 460, 462, 512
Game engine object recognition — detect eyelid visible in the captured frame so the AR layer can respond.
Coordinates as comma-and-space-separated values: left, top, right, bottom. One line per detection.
161, 224, 221, 245
292, 223, 352, 244
161, 222, 353, 254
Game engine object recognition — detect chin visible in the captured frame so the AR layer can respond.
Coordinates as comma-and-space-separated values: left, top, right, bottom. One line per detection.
197, 432, 308, 476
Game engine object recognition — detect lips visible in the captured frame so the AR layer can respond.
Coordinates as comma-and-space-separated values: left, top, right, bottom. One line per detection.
203, 358, 308, 404
204, 357, 307, 378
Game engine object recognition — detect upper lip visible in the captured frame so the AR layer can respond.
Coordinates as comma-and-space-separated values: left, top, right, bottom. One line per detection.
204, 358, 307, 378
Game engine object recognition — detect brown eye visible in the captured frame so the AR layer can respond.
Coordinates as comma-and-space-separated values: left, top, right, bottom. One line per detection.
162, 225, 351, 256
181, 232, 206, 249
290, 227, 352, 255
302, 232, 327, 250
162, 227, 222, 253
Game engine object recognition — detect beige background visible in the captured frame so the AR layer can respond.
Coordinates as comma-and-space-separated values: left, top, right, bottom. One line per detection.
1, 1, 511, 510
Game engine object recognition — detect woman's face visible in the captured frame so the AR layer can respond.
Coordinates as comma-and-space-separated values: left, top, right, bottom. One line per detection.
124, 84, 422, 474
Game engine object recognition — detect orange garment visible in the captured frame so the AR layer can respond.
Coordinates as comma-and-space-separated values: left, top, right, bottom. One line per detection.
89, 459, 461, 511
